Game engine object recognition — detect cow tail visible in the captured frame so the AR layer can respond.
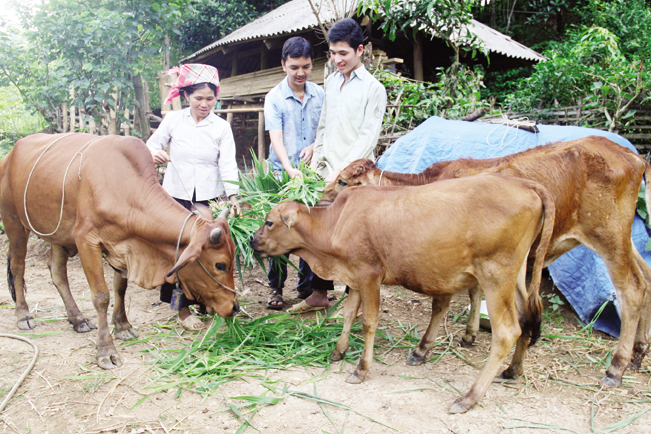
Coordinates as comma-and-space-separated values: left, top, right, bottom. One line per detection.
7, 254, 16, 302
524, 182, 556, 347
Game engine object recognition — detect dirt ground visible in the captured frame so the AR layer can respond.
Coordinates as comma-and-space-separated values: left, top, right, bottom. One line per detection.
1, 235, 651, 434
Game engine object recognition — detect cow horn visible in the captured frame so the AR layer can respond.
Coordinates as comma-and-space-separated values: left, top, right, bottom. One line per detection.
210, 227, 222, 244
218, 207, 229, 220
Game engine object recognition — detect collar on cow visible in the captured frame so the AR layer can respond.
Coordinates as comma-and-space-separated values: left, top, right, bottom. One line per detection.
174, 210, 237, 296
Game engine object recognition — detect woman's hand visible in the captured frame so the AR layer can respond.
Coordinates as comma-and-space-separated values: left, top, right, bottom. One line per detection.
151, 150, 170, 165
228, 195, 242, 218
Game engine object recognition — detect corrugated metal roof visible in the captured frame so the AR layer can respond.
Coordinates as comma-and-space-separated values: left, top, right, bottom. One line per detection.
460, 20, 546, 61
184, 0, 545, 63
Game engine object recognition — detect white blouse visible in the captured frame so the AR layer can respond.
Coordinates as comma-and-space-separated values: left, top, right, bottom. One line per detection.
146, 108, 239, 201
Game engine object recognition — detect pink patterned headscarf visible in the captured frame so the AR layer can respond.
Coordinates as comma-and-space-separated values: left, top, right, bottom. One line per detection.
164, 64, 220, 104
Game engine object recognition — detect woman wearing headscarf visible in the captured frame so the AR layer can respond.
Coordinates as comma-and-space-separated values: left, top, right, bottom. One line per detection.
146, 64, 240, 330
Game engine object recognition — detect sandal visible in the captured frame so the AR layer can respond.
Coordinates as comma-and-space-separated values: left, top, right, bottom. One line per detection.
177, 314, 206, 331
266, 290, 285, 310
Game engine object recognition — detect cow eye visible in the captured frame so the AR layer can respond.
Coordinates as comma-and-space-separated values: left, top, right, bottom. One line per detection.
338, 180, 347, 187
265, 220, 273, 227
215, 263, 227, 271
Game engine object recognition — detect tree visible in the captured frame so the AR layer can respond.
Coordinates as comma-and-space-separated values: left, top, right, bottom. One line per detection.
175, 0, 265, 53
0, 0, 193, 137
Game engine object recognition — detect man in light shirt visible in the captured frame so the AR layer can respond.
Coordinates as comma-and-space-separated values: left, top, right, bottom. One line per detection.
263, 36, 326, 311
311, 18, 387, 183
304, 18, 387, 312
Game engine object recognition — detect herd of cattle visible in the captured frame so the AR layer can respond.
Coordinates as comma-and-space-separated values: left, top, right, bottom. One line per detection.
1, 133, 650, 414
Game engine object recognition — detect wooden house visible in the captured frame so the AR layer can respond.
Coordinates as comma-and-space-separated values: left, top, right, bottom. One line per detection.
160, 0, 546, 159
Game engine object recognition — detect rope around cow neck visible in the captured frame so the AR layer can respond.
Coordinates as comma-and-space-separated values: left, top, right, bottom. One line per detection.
23, 134, 103, 237
378, 169, 386, 186
174, 210, 237, 295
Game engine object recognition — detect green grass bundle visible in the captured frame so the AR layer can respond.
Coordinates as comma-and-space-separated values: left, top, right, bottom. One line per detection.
146, 311, 363, 396
211, 152, 326, 281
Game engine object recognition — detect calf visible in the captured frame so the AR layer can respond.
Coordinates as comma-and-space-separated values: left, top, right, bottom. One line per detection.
251, 173, 555, 413
320, 136, 651, 387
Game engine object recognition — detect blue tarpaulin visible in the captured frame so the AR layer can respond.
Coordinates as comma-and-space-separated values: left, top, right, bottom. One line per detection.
377, 116, 650, 337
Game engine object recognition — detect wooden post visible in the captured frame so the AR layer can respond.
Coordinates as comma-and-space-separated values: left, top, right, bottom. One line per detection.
108, 90, 118, 135
231, 57, 238, 77
261, 45, 268, 70
163, 35, 170, 71
123, 108, 131, 136
413, 32, 424, 82
69, 85, 76, 132
258, 111, 265, 160
133, 75, 151, 141
158, 71, 173, 113
62, 103, 68, 133
226, 104, 233, 125
143, 80, 150, 116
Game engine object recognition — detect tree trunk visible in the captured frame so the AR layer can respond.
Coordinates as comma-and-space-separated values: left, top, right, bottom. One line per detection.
133, 75, 151, 142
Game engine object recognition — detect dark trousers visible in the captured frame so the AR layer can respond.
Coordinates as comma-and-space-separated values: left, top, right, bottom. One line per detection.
160, 191, 212, 312
268, 255, 313, 293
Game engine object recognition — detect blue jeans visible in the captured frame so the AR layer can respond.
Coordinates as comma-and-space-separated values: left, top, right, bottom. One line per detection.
268, 255, 313, 293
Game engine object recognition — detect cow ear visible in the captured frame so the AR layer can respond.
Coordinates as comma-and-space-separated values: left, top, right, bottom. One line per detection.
281, 208, 298, 229
166, 244, 201, 277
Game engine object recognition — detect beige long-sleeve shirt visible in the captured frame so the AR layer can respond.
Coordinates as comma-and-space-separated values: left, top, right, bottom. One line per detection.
312, 65, 387, 176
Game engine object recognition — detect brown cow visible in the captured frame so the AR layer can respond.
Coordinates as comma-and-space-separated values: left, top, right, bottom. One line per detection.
251, 173, 555, 413
319, 136, 651, 387
0, 133, 239, 369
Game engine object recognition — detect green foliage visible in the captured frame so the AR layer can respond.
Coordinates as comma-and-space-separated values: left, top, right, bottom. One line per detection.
376, 64, 490, 131
0, 85, 47, 157
579, 0, 651, 62
211, 152, 325, 281
481, 67, 531, 105
361, 0, 486, 67
0, 0, 193, 130
504, 25, 648, 130
176, 0, 262, 53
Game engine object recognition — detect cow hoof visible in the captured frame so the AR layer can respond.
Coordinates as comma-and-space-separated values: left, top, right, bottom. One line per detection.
73, 319, 97, 333
448, 401, 471, 414
17, 317, 36, 330
631, 343, 649, 370
497, 368, 519, 380
114, 327, 139, 341
459, 336, 475, 348
345, 374, 363, 384
330, 350, 345, 361
97, 353, 124, 370
407, 353, 425, 366
600, 374, 621, 389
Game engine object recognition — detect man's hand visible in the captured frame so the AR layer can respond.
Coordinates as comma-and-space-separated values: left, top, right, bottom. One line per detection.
325, 169, 341, 182
228, 195, 242, 218
151, 150, 170, 165
287, 167, 303, 179
299, 144, 314, 165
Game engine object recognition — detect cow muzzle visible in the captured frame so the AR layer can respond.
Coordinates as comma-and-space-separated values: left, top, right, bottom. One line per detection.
232, 301, 240, 316
249, 235, 268, 257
